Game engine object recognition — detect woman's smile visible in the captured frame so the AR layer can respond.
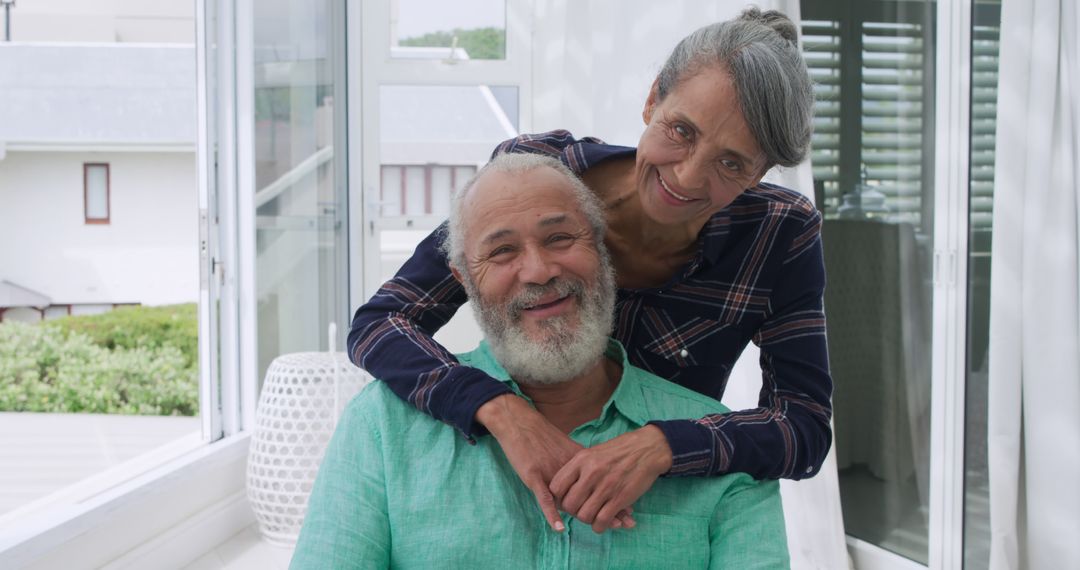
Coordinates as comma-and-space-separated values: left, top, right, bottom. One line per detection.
657, 171, 699, 204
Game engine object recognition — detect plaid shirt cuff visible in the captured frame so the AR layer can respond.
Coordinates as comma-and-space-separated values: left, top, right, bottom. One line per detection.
441, 367, 516, 442
649, 419, 718, 478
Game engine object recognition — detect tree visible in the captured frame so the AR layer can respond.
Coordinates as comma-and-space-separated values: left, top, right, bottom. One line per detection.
399, 27, 505, 60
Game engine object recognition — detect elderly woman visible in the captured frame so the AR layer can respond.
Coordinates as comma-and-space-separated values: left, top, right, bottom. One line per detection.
348, 7, 830, 533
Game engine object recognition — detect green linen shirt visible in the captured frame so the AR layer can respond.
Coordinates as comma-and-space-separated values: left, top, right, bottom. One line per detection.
291, 340, 789, 569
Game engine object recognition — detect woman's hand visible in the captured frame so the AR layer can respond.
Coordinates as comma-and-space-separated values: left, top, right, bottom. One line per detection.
477, 394, 583, 532
549, 425, 674, 533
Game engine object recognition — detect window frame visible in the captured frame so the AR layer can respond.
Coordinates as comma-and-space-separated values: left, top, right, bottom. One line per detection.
83, 162, 111, 225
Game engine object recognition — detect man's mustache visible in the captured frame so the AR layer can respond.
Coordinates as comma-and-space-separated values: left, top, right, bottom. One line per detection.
506, 278, 586, 320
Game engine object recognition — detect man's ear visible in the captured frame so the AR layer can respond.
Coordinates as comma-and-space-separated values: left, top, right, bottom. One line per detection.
449, 266, 464, 285
642, 78, 661, 125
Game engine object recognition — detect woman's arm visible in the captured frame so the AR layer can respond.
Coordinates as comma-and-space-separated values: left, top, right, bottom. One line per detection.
347, 224, 514, 439
550, 209, 832, 532
653, 211, 833, 480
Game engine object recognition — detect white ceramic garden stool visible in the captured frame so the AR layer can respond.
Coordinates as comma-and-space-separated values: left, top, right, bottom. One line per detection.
246, 350, 371, 546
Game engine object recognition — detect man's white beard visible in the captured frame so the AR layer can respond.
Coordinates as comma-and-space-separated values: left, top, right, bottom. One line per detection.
464, 256, 616, 386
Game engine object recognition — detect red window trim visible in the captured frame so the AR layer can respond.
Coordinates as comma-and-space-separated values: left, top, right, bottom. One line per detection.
84, 163, 111, 225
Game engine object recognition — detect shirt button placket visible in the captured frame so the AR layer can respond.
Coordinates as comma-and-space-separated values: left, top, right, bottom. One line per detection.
543, 515, 571, 570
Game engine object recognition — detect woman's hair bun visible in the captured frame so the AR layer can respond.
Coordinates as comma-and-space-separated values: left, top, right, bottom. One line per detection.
739, 6, 799, 46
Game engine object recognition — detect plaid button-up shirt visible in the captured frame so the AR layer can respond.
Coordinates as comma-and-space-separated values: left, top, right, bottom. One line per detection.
348, 130, 832, 480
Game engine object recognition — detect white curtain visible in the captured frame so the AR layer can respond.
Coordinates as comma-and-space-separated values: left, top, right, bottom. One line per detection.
988, 0, 1080, 568
531, 2, 850, 568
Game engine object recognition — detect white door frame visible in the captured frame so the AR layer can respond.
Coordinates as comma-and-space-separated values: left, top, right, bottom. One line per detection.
928, 0, 973, 568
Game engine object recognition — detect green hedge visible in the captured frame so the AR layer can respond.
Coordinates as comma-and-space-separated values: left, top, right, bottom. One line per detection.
45, 304, 198, 368
0, 304, 198, 416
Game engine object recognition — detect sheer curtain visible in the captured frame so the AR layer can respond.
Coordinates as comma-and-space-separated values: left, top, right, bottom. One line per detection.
531, 2, 849, 568
988, 0, 1080, 568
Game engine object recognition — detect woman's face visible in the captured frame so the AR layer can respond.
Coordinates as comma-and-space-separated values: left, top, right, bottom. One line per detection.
635, 66, 769, 228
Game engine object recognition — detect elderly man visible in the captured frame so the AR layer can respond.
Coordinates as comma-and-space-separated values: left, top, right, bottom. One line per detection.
291, 153, 789, 569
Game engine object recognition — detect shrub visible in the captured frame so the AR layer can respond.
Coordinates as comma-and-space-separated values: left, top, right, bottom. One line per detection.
45, 304, 198, 368
0, 305, 199, 416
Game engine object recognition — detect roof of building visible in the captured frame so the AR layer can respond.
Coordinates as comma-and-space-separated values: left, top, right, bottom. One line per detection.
0, 280, 52, 308
0, 43, 196, 147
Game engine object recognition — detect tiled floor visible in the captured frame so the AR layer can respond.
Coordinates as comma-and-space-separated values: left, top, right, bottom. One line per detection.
0, 412, 201, 516
184, 526, 294, 570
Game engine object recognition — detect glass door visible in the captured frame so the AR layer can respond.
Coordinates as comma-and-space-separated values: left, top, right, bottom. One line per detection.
802, 1, 937, 564
802, 1, 998, 568
250, 0, 351, 379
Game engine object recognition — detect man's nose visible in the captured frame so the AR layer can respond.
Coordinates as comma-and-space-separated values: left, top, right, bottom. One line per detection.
518, 245, 561, 285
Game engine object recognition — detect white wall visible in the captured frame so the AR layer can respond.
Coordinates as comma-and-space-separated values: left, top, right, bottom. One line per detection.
0, 150, 198, 306
531, 1, 749, 146
2, 307, 42, 323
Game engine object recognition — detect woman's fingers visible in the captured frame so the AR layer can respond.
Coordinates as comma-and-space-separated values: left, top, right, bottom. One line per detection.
549, 427, 672, 532
526, 477, 565, 532
480, 395, 582, 532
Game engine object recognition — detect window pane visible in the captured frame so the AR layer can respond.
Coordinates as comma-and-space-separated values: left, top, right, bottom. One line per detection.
429, 166, 454, 217
391, 0, 506, 60
964, 2, 1001, 567
375, 84, 513, 354
802, 1, 935, 564
253, 0, 348, 378
376, 83, 514, 226
0, 5, 200, 524
403, 165, 426, 216
85, 164, 109, 220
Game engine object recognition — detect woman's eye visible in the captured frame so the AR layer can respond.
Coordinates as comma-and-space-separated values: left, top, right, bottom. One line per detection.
720, 159, 741, 172
673, 124, 693, 140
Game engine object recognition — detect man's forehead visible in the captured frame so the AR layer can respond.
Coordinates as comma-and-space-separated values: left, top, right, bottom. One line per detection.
467, 165, 573, 201
463, 167, 587, 240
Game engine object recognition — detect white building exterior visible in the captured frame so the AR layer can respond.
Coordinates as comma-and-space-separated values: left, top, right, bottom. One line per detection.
0, 0, 197, 321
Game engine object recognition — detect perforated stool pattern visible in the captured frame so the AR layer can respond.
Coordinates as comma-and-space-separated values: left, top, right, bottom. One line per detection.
246, 352, 371, 546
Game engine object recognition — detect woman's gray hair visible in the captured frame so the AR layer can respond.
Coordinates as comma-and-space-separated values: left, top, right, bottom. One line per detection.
441, 152, 607, 274
656, 7, 814, 168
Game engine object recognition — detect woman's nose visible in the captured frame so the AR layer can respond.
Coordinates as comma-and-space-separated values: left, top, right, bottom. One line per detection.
672, 149, 710, 190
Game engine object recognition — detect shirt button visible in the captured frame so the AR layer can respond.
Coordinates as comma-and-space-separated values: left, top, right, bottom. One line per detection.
679, 349, 689, 358
806, 466, 814, 474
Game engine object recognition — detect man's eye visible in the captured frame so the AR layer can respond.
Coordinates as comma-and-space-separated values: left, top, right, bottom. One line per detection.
488, 246, 514, 258
547, 234, 574, 246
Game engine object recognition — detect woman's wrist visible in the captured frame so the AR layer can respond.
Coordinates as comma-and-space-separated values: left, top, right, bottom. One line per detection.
638, 424, 674, 475
476, 393, 531, 435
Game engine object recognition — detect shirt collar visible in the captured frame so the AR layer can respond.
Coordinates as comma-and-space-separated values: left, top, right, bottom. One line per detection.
463, 338, 651, 429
